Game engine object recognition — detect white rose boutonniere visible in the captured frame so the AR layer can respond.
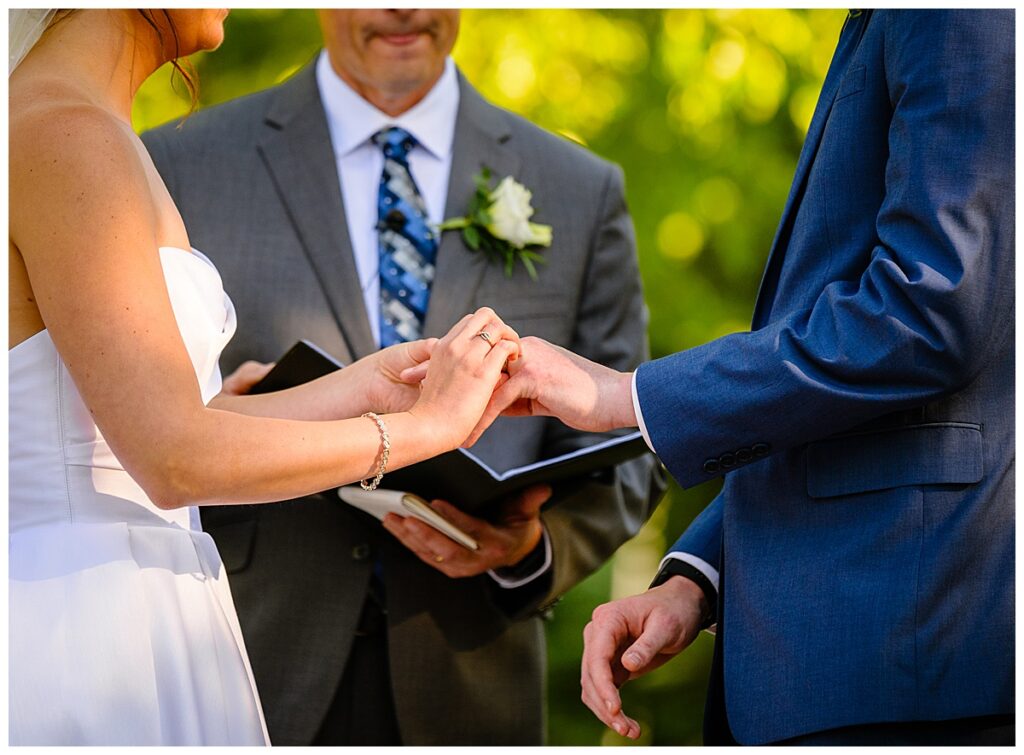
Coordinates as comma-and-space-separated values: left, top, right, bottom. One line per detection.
438, 168, 553, 279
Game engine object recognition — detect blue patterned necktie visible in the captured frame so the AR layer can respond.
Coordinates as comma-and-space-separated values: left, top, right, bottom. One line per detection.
373, 127, 438, 347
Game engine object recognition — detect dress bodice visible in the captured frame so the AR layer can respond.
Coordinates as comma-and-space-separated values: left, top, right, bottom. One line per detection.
9, 247, 268, 745
9, 247, 237, 533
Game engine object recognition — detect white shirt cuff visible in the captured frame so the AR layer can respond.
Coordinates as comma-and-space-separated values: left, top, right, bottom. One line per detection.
658, 552, 720, 594
487, 528, 553, 589
631, 371, 656, 453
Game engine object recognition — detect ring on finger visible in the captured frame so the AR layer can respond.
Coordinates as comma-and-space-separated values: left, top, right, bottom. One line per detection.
434, 554, 445, 563
476, 330, 493, 345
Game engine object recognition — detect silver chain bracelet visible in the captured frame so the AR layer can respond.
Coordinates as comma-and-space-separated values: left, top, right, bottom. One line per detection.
360, 412, 390, 491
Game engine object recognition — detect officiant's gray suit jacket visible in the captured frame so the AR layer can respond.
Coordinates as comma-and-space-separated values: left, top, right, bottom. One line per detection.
144, 62, 666, 745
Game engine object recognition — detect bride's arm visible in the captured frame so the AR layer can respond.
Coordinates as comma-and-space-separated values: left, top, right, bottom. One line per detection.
10, 109, 516, 509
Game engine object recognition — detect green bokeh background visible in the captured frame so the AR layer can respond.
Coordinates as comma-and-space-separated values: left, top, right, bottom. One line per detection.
133, 9, 847, 745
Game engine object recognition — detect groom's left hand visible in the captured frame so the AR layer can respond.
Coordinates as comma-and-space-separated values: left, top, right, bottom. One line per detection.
381, 484, 552, 578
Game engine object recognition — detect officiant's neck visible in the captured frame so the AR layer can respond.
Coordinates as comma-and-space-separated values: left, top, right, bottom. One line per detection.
327, 57, 444, 117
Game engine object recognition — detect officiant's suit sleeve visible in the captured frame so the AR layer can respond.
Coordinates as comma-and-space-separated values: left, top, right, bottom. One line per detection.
636, 10, 1014, 493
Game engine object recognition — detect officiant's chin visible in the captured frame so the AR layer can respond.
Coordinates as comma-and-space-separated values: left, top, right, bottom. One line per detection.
317, 9, 460, 97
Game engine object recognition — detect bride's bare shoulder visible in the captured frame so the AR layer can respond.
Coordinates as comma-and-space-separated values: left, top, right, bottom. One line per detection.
11, 83, 138, 171
10, 81, 156, 242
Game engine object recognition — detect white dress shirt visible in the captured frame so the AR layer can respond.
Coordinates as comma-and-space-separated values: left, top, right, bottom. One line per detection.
316, 51, 551, 589
316, 50, 459, 346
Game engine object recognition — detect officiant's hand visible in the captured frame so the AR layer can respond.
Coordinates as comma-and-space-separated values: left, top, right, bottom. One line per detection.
381, 484, 552, 578
361, 338, 440, 414
219, 360, 274, 396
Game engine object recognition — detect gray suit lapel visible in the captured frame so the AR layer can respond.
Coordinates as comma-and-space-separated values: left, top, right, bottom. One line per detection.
257, 65, 377, 361
422, 74, 521, 338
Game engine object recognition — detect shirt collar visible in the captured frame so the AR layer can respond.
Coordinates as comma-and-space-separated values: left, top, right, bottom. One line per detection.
316, 50, 459, 161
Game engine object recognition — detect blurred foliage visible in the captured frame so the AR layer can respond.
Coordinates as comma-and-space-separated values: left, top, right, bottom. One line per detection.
133, 8, 846, 746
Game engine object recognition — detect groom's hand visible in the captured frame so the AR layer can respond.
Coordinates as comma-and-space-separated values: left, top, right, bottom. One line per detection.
465, 336, 637, 445
580, 577, 708, 739
381, 484, 552, 578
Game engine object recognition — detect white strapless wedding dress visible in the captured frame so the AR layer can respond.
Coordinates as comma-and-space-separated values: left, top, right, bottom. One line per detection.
9, 247, 270, 745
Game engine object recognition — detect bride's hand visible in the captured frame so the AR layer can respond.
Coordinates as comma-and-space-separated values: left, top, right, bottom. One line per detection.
409, 307, 520, 448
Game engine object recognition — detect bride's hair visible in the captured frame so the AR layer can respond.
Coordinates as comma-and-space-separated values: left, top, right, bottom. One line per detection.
134, 10, 199, 112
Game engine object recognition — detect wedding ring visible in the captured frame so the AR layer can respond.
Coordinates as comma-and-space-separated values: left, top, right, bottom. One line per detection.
476, 331, 493, 345
434, 554, 445, 563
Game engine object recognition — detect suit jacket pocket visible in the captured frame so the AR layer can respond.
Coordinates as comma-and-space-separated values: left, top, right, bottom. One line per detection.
806, 422, 983, 498
835, 64, 866, 102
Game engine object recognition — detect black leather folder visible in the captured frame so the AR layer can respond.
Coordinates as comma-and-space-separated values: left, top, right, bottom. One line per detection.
252, 340, 652, 512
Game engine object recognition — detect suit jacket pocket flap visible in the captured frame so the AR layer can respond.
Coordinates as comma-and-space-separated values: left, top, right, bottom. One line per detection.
836, 64, 866, 101
807, 423, 983, 498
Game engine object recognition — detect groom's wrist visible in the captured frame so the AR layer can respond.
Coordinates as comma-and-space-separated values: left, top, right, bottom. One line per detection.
650, 561, 717, 630
605, 370, 637, 431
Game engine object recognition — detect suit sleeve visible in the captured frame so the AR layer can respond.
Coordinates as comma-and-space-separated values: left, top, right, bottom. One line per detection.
637, 9, 1014, 490
488, 163, 669, 617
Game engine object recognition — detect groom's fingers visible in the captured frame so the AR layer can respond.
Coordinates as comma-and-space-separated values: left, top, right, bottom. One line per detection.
621, 612, 681, 674
581, 609, 633, 732
580, 657, 640, 739
465, 366, 542, 447
481, 339, 519, 378
474, 376, 524, 434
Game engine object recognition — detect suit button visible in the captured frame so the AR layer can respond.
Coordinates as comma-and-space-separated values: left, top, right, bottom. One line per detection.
736, 447, 753, 463
719, 452, 736, 469
351, 543, 372, 562
752, 443, 770, 458
703, 459, 720, 474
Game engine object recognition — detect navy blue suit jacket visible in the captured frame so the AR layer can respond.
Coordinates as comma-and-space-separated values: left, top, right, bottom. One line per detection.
636, 10, 1014, 744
